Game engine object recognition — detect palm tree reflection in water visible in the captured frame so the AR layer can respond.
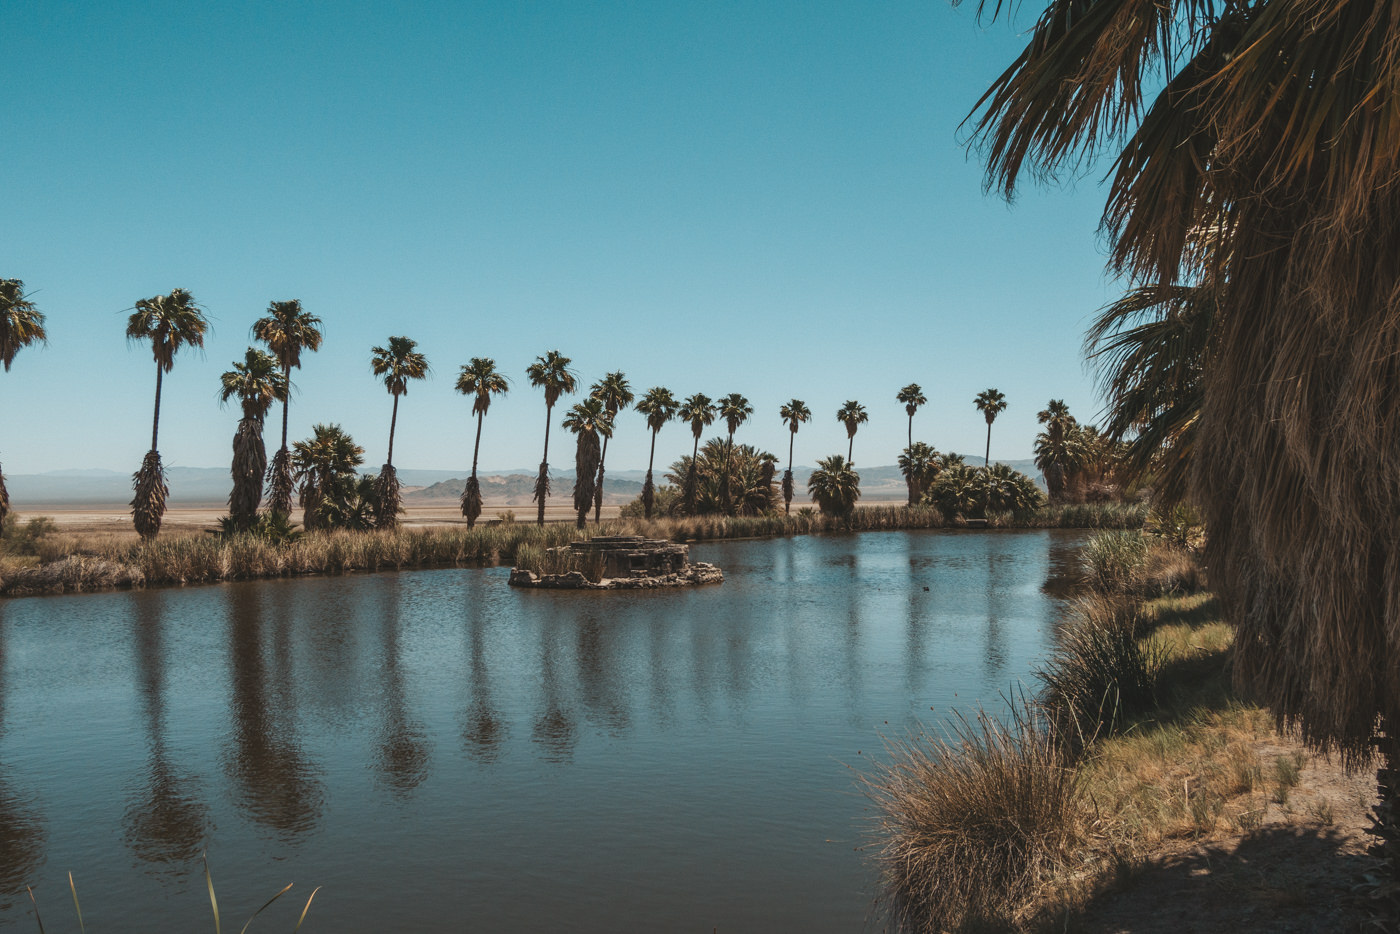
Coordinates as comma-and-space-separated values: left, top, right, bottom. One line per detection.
123, 592, 209, 866
223, 586, 323, 839
532, 605, 578, 763
0, 607, 44, 910
373, 581, 432, 796
461, 597, 509, 763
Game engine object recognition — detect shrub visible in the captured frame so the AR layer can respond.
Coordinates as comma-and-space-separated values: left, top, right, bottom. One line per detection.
924, 464, 1045, 519
0, 515, 58, 556
620, 484, 680, 518
1081, 530, 1150, 592
807, 454, 861, 518
1037, 595, 1163, 748
864, 706, 1081, 933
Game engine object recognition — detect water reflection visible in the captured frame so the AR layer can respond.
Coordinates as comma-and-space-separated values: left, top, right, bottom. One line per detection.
0, 607, 44, 910
123, 591, 210, 866
0, 530, 1085, 933
373, 580, 431, 795
461, 597, 508, 762
532, 603, 577, 762
223, 586, 323, 839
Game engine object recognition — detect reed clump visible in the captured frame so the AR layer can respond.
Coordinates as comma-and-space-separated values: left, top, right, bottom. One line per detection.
864, 706, 1082, 933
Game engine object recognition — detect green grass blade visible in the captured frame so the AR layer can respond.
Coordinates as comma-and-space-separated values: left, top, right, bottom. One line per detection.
238, 882, 293, 934
204, 853, 221, 934
68, 873, 84, 934
292, 886, 321, 933
26, 886, 45, 934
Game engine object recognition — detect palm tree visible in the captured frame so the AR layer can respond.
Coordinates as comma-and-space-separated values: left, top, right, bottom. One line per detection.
589, 371, 634, 524
562, 397, 614, 529
126, 289, 209, 539
291, 424, 365, 531
973, 389, 1007, 469
525, 351, 578, 526
1034, 400, 1082, 503
635, 387, 678, 519
218, 348, 288, 532
896, 383, 926, 450
251, 300, 323, 518
716, 393, 753, 515
966, 0, 1400, 857
1087, 284, 1210, 506
454, 357, 509, 529
836, 400, 868, 464
807, 454, 860, 520
898, 442, 942, 506
369, 336, 430, 529
0, 280, 47, 526
778, 399, 811, 514
676, 393, 716, 515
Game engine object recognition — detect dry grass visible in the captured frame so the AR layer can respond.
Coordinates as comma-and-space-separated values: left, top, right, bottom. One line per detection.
863, 706, 1083, 933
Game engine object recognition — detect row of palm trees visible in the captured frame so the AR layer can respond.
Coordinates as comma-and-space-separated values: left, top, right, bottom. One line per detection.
0, 279, 1030, 536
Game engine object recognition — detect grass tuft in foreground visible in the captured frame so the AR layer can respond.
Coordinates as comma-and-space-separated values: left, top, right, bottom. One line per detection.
862, 705, 1081, 934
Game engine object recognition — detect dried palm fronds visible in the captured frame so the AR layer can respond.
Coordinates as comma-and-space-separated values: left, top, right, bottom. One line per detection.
229, 417, 268, 532
131, 450, 168, 540
373, 464, 401, 530
460, 475, 483, 527
265, 447, 295, 518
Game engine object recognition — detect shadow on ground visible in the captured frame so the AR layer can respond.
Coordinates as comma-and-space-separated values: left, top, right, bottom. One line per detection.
1070, 824, 1373, 933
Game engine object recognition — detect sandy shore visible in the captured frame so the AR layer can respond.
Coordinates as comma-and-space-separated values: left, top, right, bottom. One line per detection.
16, 502, 623, 538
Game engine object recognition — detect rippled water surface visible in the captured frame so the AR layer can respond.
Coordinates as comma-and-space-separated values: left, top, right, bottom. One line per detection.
0, 530, 1084, 931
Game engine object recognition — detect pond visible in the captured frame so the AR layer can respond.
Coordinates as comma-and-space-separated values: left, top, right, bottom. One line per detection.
0, 529, 1084, 931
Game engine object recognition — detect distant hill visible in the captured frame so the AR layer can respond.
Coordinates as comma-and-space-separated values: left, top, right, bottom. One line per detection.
406, 473, 644, 504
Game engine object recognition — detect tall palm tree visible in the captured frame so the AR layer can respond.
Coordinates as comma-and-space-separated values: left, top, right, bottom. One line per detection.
126, 289, 209, 539
251, 300, 323, 518
0, 280, 47, 526
898, 442, 941, 506
291, 423, 365, 532
966, 0, 1400, 859
973, 389, 1007, 469
369, 336, 430, 529
1034, 399, 1081, 503
562, 397, 614, 530
896, 383, 926, 450
836, 400, 868, 464
454, 357, 509, 529
526, 351, 578, 526
778, 399, 811, 514
589, 371, 633, 524
635, 387, 678, 519
218, 348, 287, 532
676, 393, 716, 515
807, 454, 861, 520
716, 393, 753, 515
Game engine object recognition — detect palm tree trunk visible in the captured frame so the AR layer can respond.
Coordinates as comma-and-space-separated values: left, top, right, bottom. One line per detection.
593, 435, 608, 523
472, 409, 484, 477
685, 433, 700, 514
784, 430, 796, 515
722, 433, 734, 515
908, 414, 913, 451
280, 366, 290, 452
642, 429, 658, 519
848, 435, 854, 464
386, 393, 400, 467
984, 422, 992, 469
151, 364, 164, 452
536, 404, 553, 526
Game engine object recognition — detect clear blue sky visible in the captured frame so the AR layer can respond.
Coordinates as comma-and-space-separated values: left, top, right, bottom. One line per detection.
4, 0, 1117, 475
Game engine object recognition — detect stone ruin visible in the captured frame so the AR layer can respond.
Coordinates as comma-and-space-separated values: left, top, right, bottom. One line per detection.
508, 535, 724, 590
